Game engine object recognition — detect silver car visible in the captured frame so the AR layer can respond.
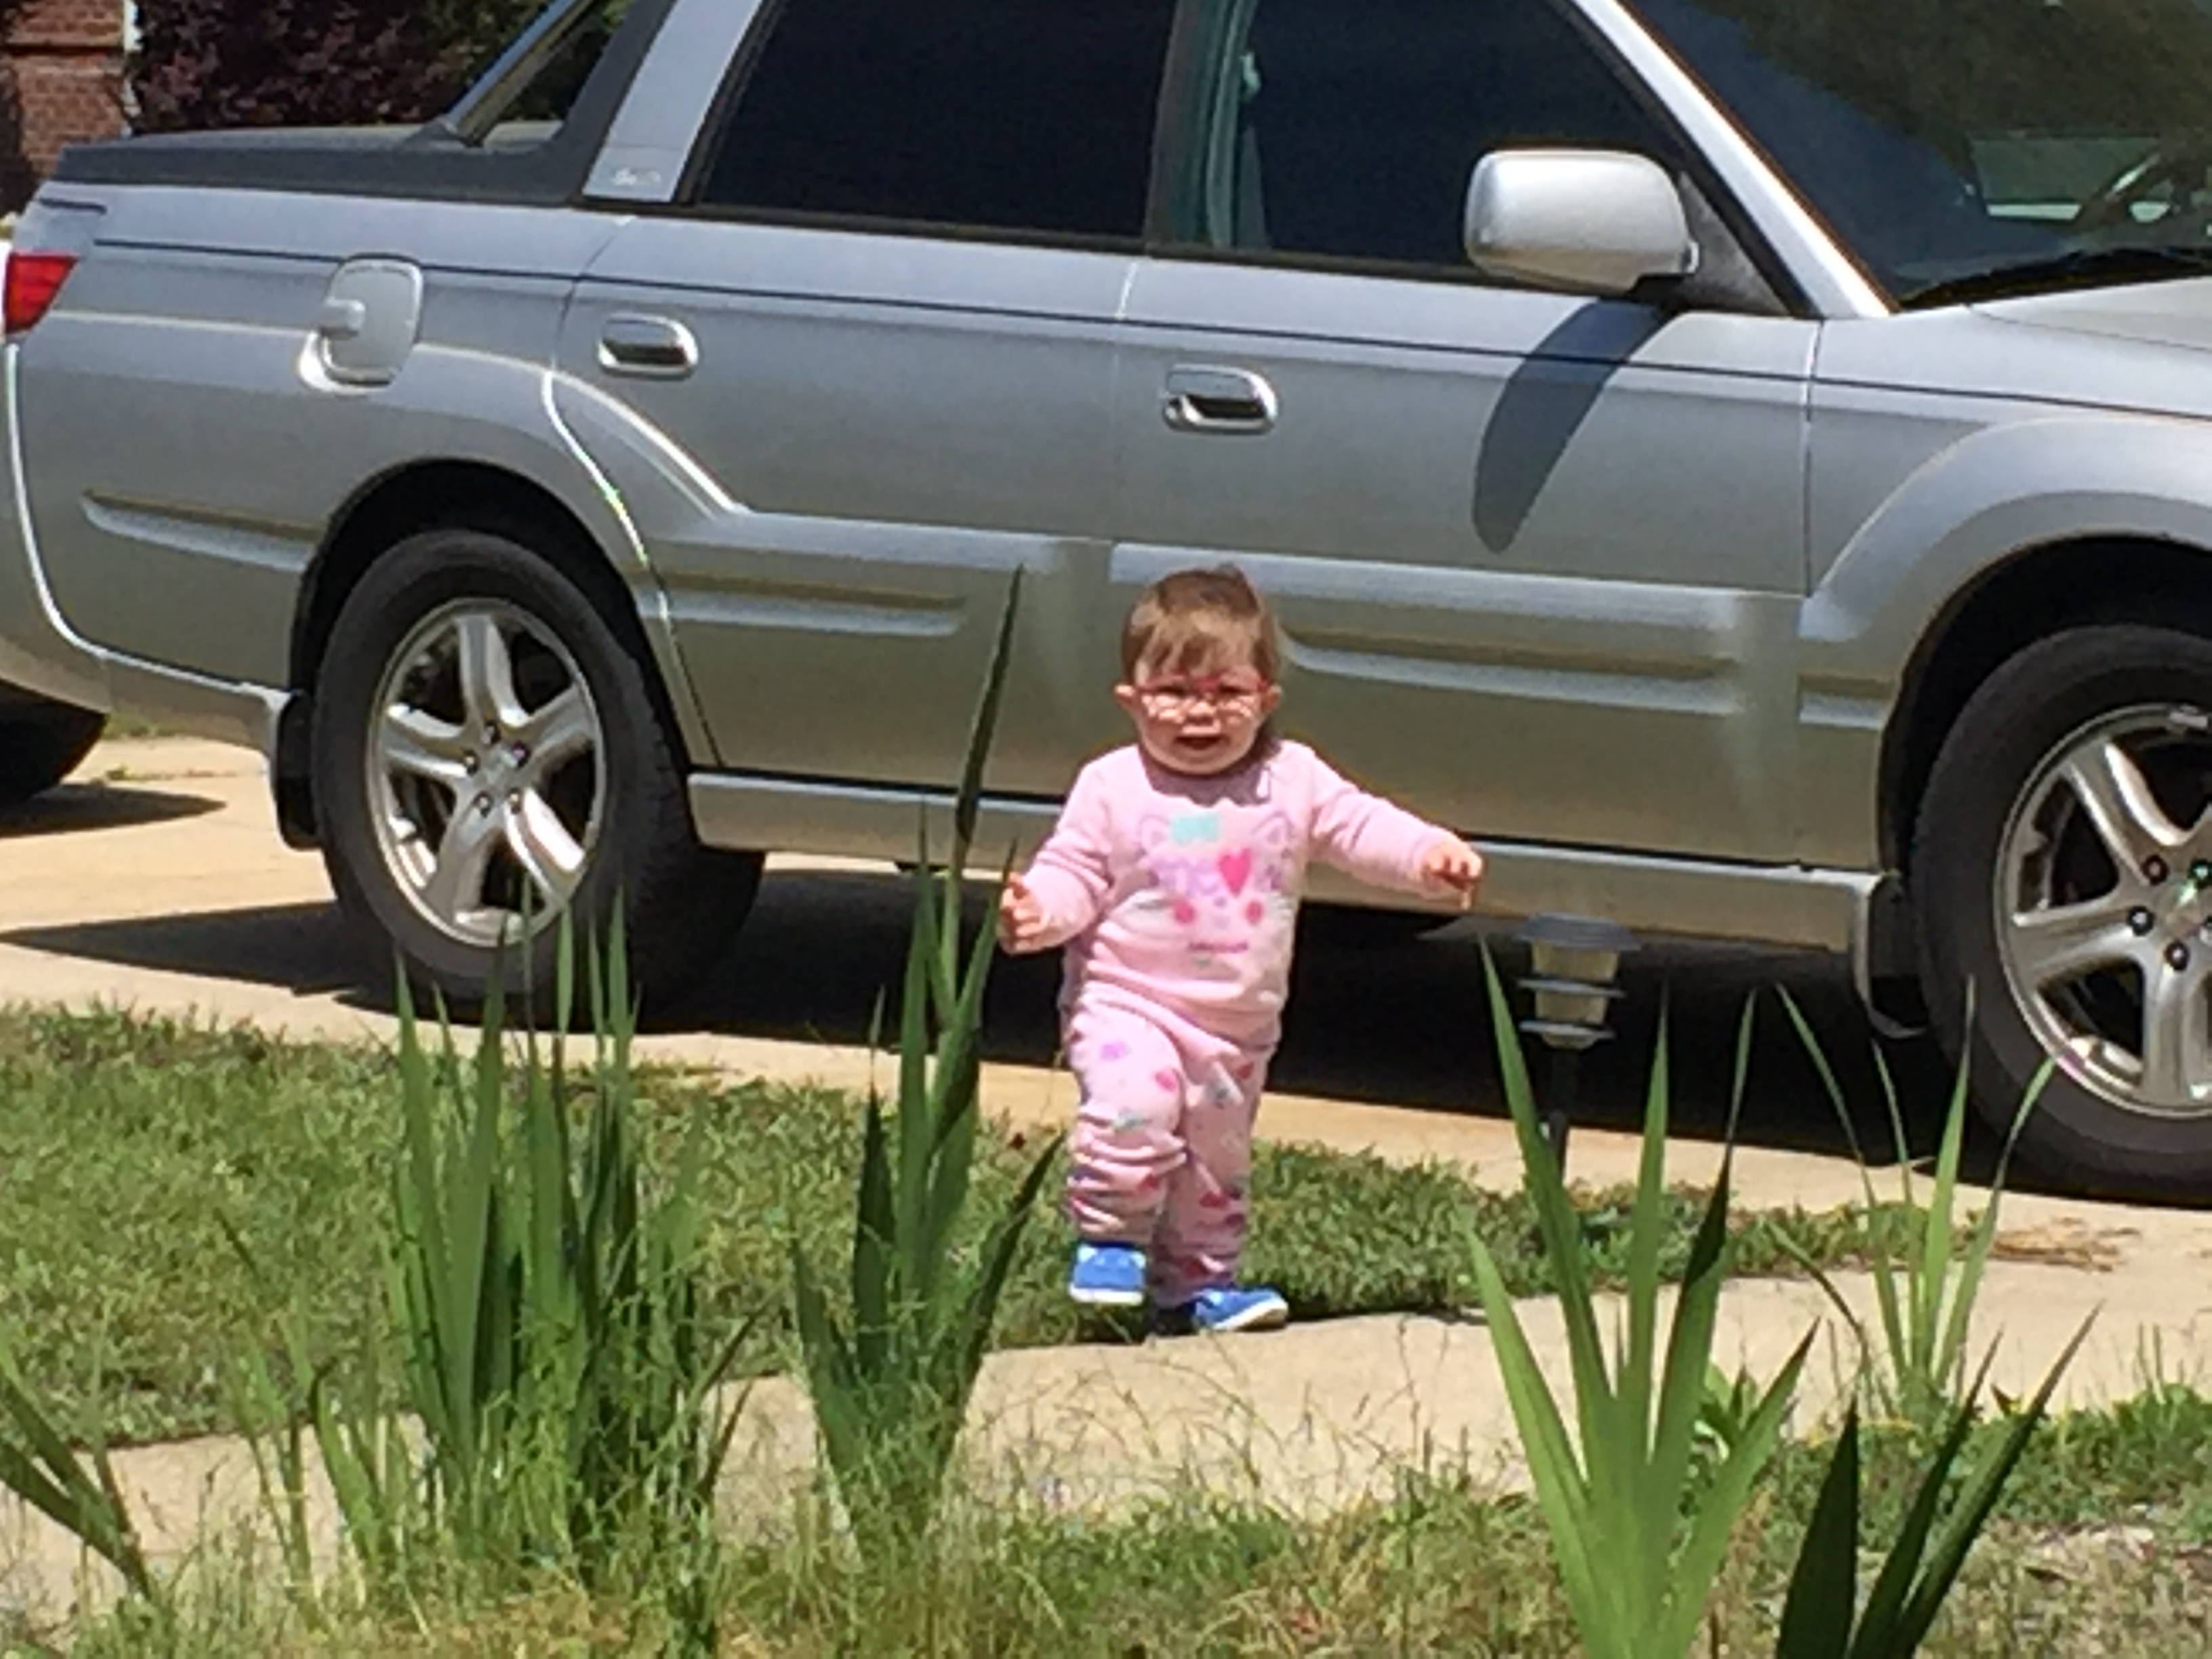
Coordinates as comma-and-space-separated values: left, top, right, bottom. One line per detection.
6, 0, 2212, 1195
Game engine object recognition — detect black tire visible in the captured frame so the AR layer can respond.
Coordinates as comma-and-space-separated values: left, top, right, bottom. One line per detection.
1915, 623, 2212, 1199
312, 527, 761, 1012
0, 696, 104, 806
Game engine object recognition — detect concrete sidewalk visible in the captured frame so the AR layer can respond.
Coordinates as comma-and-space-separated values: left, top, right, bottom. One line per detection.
3, 1253, 2203, 1629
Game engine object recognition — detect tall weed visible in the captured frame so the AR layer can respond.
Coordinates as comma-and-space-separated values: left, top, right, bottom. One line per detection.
790, 574, 1063, 1566
237, 916, 752, 1650
1467, 960, 1810, 1659
1776, 1333, 2089, 1658
1473, 962, 2088, 1659
0, 1346, 165, 1626
1778, 987, 2047, 1431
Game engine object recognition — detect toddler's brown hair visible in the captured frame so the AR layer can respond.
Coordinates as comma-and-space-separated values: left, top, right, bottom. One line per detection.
1120, 567, 1282, 684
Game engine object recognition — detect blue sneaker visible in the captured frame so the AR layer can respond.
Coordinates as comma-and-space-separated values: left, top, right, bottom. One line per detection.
1069, 1242, 1148, 1308
1179, 1286, 1290, 1334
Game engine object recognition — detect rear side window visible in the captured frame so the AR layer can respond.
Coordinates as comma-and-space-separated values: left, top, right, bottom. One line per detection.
698, 0, 1178, 243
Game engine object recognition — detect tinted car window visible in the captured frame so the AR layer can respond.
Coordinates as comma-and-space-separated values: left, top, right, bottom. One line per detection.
701, 0, 1176, 241
1168, 0, 1678, 272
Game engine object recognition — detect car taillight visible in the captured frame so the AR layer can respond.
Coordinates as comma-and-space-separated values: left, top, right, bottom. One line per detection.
4, 249, 79, 335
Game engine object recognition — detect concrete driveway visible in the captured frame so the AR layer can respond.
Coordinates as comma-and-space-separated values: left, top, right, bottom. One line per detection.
1, 737, 2208, 1235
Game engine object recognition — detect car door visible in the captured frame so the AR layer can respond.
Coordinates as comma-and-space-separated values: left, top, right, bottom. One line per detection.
558, 0, 1178, 798
1109, 0, 1816, 863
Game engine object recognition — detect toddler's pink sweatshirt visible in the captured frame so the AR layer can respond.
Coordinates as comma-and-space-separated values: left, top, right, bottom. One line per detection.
1021, 740, 1453, 1041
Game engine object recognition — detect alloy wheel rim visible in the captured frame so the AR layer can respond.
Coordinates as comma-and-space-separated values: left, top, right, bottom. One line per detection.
366, 600, 606, 949
1996, 703, 2212, 1118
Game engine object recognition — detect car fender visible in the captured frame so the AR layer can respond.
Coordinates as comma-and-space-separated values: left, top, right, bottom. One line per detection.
1803, 413, 2212, 689
305, 344, 719, 766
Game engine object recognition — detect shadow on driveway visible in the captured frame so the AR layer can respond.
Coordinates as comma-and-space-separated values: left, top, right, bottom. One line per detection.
0, 781, 222, 840
1, 865, 1975, 1181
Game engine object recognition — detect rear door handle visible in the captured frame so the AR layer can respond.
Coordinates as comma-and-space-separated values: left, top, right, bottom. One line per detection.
1163, 365, 1278, 434
317, 297, 368, 340
598, 314, 699, 379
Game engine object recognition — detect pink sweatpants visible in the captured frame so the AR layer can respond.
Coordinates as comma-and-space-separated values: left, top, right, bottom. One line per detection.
1064, 997, 1272, 1305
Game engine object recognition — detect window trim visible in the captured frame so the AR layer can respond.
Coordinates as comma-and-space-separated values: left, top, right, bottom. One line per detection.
1141, 0, 1810, 316
617, 201, 1155, 259
672, 0, 1175, 254
674, 0, 789, 207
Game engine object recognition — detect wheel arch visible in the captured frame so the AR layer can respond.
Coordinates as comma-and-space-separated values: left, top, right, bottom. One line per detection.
279, 459, 703, 846
1881, 534, 2212, 874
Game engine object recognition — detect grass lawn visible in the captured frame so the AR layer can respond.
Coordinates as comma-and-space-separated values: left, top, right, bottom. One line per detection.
729, 1408, 2212, 1655
3, 1005, 2208, 1656
53, 1400, 2212, 1655
0, 1004, 1897, 1446
98, 708, 188, 743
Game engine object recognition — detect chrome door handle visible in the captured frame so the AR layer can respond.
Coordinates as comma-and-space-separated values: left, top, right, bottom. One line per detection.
598, 313, 699, 378
1163, 365, 1277, 434
317, 297, 368, 340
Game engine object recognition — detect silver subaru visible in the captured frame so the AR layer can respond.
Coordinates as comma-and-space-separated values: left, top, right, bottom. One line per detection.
5, 0, 2212, 1195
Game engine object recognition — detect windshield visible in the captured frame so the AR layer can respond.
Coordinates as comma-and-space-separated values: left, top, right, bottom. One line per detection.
1625, 0, 2212, 306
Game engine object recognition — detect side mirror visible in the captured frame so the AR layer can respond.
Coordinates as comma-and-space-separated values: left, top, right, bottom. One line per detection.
1463, 149, 1698, 298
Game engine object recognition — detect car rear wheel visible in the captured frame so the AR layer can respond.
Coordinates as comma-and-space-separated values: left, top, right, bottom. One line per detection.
312, 527, 761, 1012
0, 695, 104, 806
1916, 623, 2212, 1197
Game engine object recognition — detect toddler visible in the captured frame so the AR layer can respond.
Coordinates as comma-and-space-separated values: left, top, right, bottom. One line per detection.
999, 568, 1482, 1334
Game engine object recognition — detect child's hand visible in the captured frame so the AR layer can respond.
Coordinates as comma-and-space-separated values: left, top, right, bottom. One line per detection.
998, 874, 1052, 954
1419, 838, 1484, 909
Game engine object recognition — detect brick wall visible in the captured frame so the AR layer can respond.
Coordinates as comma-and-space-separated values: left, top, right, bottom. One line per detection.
7, 0, 125, 187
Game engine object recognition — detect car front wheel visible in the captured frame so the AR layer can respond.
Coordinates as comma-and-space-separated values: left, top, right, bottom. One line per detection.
312, 527, 760, 1011
1917, 623, 2212, 1197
